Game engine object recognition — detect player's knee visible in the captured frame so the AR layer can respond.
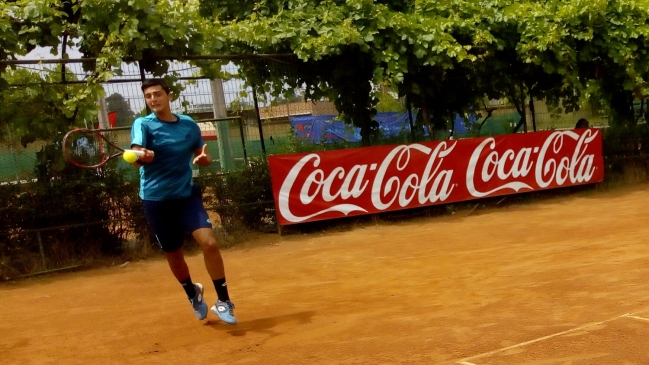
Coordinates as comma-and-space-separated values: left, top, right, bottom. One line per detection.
199, 237, 221, 254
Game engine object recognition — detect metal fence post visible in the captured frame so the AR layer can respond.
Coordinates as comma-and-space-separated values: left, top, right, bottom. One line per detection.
407, 97, 415, 142
36, 231, 46, 269
237, 116, 248, 164
97, 96, 110, 129
139, 61, 151, 114
252, 86, 266, 155
210, 79, 234, 171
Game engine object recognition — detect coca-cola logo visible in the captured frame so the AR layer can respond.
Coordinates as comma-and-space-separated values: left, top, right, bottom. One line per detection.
467, 130, 598, 197
278, 153, 369, 223
270, 129, 603, 224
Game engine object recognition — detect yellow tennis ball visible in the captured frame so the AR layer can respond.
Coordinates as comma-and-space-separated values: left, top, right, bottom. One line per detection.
123, 150, 137, 163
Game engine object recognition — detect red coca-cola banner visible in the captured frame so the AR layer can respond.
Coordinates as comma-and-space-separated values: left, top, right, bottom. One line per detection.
268, 129, 604, 225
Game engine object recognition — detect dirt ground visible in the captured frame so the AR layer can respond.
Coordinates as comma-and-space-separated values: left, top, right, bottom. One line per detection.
3, 184, 649, 365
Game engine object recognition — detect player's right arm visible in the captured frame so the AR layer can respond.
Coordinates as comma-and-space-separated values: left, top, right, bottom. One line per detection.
130, 118, 155, 167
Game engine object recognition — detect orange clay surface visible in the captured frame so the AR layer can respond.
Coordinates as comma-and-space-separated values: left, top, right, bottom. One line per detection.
2, 184, 649, 365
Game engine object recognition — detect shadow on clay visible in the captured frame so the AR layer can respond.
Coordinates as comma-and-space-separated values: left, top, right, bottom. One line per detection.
205, 310, 317, 337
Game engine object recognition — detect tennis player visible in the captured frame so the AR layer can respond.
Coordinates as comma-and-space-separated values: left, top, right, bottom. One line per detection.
129, 78, 237, 324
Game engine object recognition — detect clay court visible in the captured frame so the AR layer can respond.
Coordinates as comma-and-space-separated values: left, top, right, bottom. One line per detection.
2, 183, 649, 364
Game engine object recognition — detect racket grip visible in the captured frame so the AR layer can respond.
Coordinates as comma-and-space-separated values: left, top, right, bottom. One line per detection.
125, 149, 145, 157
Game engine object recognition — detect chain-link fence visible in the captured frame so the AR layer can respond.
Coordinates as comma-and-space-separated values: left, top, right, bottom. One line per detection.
0, 56, 324, 277
1, 56, 617, 181
0, 54, 629, 278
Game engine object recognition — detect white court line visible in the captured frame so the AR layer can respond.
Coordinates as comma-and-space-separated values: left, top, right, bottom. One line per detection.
455, 313, 633, 364
621, 314, 649, 323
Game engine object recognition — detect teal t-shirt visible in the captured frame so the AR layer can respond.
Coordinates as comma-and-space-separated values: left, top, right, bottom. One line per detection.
130, 113, 204, 201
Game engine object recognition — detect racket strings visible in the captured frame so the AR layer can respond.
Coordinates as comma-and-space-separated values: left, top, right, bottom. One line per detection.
63, 131, 117, 167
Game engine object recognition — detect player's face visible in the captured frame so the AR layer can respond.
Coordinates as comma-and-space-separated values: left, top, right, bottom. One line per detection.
143, 85, 172, 114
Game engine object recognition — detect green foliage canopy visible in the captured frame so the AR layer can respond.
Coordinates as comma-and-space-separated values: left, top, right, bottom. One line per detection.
0, 66, 99, 146
1, 0, 211, 148
198, 0, 649, 135
512, 0, 649, 125
5, 0, 649, 142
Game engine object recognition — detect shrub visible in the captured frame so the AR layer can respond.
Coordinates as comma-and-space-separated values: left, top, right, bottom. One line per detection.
0, 141, 146, 277
201, 156, 276, 232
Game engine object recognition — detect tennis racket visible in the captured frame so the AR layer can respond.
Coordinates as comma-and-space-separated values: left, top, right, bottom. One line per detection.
62, 127, 144, 168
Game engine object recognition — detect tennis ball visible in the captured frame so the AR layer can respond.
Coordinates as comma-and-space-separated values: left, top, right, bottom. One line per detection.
123, 150, 138, 163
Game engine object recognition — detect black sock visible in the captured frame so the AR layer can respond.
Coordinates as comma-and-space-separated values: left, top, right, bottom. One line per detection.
213, 278, 230, 302
180, 277, 196, 299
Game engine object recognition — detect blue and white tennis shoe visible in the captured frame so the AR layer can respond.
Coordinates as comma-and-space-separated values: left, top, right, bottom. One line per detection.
211, 300, 237, 324
189, 283, 208, 320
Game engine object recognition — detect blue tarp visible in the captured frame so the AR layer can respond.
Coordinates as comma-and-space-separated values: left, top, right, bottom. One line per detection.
290, 112, 477, 143
291, 115, 362, 143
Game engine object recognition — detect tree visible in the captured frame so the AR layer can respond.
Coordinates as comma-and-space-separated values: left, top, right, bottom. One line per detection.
509, 0, 649, 128
78, 0, 208, 78
469, 8, 578, 134
375, 84, 405, 113
0, 66, 98, 146
1, 0, 210, 149
228, 97, 253, 113
7, 0, 649, 140
198, 0, 390, 145
0, 1, 68, 70
196, 0, 486, 142
105, 93, 135, 127
2, 0, 210, 94
0, 66, 100, 185
270, 91, 302, 106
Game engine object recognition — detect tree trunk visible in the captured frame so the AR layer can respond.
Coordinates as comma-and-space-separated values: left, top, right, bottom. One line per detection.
509, 83, 527, 133
478, 100, 495, 135
529, 97, 537, 132
420, 102, 434, 140
61, 34, 68, 84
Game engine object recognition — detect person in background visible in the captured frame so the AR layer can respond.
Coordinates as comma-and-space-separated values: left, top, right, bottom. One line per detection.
575, 118, 590, 129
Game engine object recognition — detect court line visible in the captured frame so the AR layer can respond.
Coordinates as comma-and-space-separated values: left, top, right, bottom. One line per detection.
621, 314, 649, 323
455, 312, 633, 364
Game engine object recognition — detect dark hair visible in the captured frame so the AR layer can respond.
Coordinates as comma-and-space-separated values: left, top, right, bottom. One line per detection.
575, 118, 589, 129
141, 78, 170, 94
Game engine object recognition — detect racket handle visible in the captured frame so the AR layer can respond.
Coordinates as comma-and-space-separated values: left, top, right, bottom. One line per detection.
124, 149, 145, 157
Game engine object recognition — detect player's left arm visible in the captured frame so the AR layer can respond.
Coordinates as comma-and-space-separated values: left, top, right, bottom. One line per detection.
193, 144, 213, 166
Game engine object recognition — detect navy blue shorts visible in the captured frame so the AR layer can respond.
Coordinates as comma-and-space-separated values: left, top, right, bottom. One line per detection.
142, 185, 213, 253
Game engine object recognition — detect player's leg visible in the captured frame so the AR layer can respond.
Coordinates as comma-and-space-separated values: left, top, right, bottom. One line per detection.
163, 247, 191, 287
192, 227, 226, 280
142, 199, 208, 320
183, 185, 237, 324
192, 227, 236, 324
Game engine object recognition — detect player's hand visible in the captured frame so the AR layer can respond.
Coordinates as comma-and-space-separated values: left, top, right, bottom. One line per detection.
134, 148, 155, 163
193, 144, 210, 165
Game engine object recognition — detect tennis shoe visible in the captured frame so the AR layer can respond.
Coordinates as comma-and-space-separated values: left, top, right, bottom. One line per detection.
211, 300, 237, 324
189, 283, 208, 320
